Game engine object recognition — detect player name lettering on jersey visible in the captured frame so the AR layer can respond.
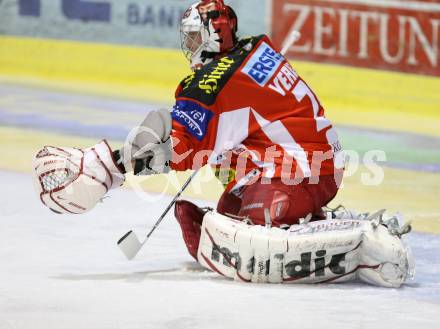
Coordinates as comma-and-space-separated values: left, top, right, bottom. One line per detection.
267, 63, 299, 97
242, 41, 284, 87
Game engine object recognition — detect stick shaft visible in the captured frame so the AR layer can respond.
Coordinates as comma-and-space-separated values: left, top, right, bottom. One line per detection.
144, 170, 199, 241
280, 30, 301, 56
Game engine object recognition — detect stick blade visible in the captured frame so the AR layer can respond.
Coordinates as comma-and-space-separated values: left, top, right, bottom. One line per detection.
117, 231, 142, 260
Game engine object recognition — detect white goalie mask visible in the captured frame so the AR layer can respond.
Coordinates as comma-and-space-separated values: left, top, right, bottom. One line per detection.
180, 1, 238, 70
180, 2, 209, 70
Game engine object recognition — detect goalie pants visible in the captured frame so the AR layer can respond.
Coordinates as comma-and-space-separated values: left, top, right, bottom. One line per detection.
216, 175, 340, 227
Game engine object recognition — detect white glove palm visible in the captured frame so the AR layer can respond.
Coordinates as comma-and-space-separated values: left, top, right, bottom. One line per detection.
32, 141, 124, 214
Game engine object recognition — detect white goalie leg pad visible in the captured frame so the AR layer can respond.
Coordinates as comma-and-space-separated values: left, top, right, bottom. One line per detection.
282, 221, 364, 284
233, 228, 253, 282
197, 211, 413, 287
357, 223, 413, 288
197, 212, 246, 279
197, 212, 365, 284
267, 229, 288, 283
249, 225, 271, 283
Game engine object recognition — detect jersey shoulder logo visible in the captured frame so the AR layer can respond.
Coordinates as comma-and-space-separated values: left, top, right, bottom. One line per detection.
177, 56, 241, 106
172, 100, 214, 141
198, 57, 236, 95
242, 41, 284, 87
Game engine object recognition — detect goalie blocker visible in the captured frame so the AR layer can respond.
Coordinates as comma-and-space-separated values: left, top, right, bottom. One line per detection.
176, 201, 414, 288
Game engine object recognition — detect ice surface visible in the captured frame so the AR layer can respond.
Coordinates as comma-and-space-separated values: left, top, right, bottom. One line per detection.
1, 171, 439, 329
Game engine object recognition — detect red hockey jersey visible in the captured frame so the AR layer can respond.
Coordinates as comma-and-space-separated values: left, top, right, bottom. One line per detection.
170, 35, 343, 193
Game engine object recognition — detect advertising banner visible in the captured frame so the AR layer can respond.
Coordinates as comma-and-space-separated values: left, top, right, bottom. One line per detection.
0, 0, 266, 49
271, 0, 440, 75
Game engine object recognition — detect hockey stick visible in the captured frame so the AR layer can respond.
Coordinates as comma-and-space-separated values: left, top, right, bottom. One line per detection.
281, 30, 301, 56
117, 169, 199, 260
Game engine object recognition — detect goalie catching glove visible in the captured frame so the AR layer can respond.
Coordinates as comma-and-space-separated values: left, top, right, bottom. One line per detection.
32, 140, 125, 214
32, 109, 172, 214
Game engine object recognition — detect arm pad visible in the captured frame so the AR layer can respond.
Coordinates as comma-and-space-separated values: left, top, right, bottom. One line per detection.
121, 109, 172, 174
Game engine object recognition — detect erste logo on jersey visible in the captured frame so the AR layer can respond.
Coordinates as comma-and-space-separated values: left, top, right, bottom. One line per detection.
172, 100, 214, 141
242, 41, 284, 87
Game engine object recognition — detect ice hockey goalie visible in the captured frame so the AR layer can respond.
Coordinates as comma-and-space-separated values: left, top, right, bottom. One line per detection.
31, 0, 415, 288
